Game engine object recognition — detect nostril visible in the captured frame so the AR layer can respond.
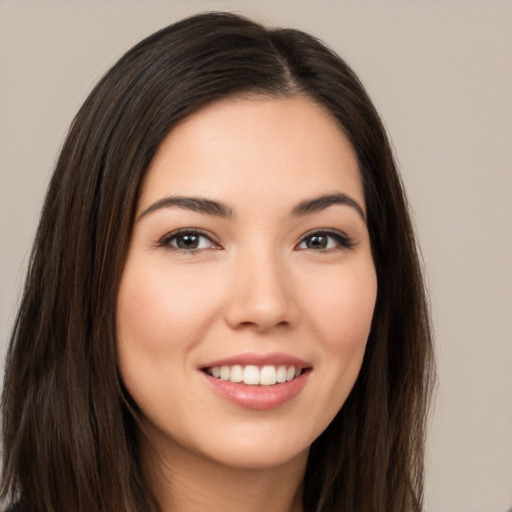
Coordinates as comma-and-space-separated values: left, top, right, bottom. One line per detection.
232, 319, 291, 332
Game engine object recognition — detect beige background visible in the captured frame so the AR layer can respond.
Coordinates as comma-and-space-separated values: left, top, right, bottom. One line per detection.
1, 1, 511, 511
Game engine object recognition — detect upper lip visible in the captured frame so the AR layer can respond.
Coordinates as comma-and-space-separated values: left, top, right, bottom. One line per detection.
200, 352, 312, 369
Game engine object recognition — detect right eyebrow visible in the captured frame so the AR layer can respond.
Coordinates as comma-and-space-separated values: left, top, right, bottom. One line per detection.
137, 196, 234, 221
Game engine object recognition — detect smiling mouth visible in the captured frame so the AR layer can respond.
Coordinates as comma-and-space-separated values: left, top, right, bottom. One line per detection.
204, 364, 305, 386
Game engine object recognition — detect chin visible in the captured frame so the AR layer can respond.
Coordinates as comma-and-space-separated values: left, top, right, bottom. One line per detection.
140, 414, 313, 472
200, 439, 310, 471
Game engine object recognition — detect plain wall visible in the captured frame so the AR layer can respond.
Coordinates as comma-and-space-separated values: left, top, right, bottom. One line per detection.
1, 1, 511, 511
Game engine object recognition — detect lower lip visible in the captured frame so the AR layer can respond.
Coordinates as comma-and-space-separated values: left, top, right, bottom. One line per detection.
202, 371, 310, 410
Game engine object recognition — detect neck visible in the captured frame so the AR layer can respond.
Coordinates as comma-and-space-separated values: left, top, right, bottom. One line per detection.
141, 431, 307, 512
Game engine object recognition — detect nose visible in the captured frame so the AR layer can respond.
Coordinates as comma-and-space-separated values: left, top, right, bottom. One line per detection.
223, 249, 298, 332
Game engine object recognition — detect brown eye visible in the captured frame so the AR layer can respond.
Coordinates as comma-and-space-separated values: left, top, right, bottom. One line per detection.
160, 230, 219, 252
297, 230, 355, 251
173, 233, 202, 249
304, 234, 329, 249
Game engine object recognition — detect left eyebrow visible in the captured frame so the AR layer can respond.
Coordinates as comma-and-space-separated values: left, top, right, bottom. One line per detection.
290, 193, 366, 222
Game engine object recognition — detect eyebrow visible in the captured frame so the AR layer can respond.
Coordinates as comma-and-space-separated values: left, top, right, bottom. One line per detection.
291, 193, 366, 222
138, 196, 234, 220
138, 192, 365, 222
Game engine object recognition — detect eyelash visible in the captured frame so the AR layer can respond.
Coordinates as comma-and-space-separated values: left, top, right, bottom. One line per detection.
157, 229, 219, 255
296, 229, 356, 252
157, 228, 355, 255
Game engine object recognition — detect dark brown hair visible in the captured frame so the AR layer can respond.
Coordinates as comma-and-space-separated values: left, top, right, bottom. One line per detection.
2, 12, 435, 512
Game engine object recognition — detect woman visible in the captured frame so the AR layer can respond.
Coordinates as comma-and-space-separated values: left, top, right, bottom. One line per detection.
1, 12, 435, 512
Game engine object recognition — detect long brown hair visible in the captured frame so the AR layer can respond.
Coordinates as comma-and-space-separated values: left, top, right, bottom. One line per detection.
2, 12, 435, 512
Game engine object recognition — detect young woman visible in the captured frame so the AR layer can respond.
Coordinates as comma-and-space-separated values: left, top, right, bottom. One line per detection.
1, 12, 435, 512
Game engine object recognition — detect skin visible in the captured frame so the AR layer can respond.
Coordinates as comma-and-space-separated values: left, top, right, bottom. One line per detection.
117, 96, 377, 512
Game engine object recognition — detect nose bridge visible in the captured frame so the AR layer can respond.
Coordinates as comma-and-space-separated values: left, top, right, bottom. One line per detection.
224, 241, 296, 331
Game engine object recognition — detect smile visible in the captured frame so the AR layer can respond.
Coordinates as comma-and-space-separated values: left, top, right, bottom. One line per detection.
200, 354, 312, 410
205, 364, 302, 386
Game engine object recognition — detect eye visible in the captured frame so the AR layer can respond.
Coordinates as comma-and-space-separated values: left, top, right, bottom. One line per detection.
159, 229, 220, 253
296, 230, 355, 251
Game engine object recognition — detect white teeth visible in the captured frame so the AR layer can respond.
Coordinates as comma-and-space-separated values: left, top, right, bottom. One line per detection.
260, 366, 277, 386
220, 366, 230, 380
243, 365, 260, 385
207, 364, 303, 385
230, 364, 243, 383
276, 365, 287, 383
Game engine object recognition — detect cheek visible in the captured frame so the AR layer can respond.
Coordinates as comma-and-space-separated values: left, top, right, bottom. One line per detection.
303, 259, 377, 351
301, 258, 376, 414
292, 261, 377, 442
117, 261, 221, 353
115, 261, 227, 439
115, 261, 223, 401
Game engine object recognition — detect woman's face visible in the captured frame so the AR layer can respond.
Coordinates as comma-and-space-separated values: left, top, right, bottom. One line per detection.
117, 96, 377, 470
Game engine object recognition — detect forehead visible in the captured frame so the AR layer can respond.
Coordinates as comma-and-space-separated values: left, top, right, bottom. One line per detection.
138, 96, 364, 214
